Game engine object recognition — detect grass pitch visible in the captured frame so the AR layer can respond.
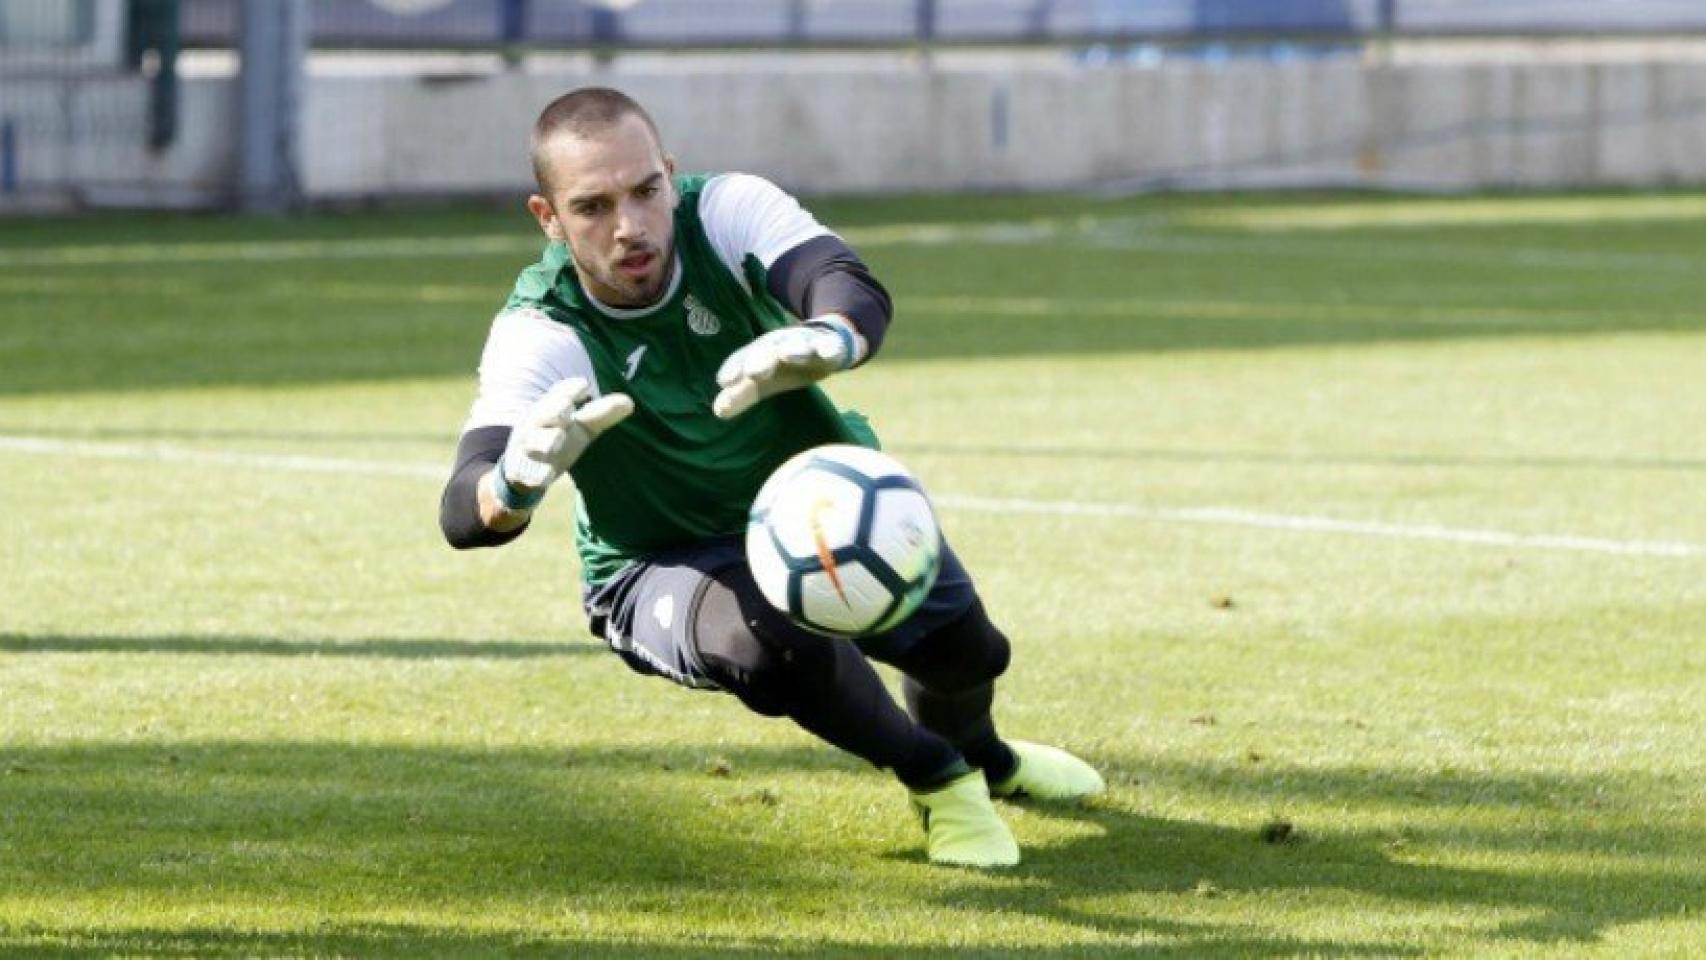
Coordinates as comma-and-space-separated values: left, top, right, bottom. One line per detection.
2, 189, 1704, 957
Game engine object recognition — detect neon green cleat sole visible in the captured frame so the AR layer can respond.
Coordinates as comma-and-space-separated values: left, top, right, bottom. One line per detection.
910, 771, 1021, 868
989, 741, 1105, 802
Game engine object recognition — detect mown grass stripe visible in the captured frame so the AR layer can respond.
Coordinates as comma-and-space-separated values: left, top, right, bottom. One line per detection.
1, 218, 1696, 275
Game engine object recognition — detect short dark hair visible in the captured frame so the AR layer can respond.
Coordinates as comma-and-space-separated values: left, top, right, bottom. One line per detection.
530, 87, 663, 193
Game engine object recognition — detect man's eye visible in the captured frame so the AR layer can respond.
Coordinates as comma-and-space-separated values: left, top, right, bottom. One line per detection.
636, 185, 659, 199
575, 201, 606, 216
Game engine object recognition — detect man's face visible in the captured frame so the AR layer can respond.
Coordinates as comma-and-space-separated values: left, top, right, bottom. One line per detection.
529, 114, 677, 308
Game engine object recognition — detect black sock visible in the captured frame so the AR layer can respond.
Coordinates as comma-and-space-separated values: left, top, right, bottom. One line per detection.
902, 677, 1017, 783
693, 570, 971, 793
768, 636, 968, 792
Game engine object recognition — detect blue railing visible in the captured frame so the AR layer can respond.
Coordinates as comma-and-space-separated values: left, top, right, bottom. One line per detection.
176, 0, 1706, 50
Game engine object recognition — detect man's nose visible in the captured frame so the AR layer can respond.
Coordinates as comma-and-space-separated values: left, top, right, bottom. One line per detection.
614, 201, 645, 244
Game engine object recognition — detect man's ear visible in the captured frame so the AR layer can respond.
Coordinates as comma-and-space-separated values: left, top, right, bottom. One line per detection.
664, 155, 679, 207
527, 194, 564, 242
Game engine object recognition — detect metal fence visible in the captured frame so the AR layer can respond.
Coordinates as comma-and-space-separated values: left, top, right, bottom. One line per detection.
5, 0, 1706, 209
0, 0, 178, 206
171, 1, 1706, 50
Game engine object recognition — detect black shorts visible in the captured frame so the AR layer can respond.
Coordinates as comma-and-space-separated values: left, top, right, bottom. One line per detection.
583, 535, 979, 689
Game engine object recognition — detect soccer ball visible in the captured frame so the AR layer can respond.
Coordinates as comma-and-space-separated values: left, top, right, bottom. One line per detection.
746, 445, 943, 639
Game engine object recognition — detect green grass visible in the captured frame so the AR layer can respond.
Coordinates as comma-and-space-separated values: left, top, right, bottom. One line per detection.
3, 189, 1705, 957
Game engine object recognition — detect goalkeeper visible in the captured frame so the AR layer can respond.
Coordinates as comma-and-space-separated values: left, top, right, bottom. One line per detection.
439, 87, 1101, 868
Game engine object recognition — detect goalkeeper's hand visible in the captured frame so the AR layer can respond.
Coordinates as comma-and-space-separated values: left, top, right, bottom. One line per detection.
712, 316, 863, 419
489, 377, 634, 512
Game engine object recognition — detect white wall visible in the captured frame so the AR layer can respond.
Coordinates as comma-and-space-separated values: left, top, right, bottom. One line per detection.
0, 74, 236, 209
294, 56, 1706, 197
12, 54, 1706, 208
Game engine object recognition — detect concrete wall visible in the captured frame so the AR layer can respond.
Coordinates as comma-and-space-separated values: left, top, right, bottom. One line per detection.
11, 54, 1706, 209
1, 74, 235, 209
303, 57, 1706, 198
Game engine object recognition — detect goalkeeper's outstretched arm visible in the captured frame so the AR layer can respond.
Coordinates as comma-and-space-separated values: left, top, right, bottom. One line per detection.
440, 425, 529, 548
766, 234, 892, 362
440, 376, 634, 549
696, 172, 894, 361
441, 307, 630, 549
709, 237, 895, 419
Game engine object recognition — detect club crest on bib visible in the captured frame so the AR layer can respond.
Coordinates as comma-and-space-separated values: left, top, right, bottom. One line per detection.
684, 295, 722, 336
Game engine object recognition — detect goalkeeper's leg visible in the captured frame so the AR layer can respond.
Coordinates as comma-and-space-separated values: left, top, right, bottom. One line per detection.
874, 555, 1103, 803
879, 597, 1019, 783
691, 565, 967, 792
690, 566, 1018, 867
588, 539, 1021, 865
587, 541, 972, 791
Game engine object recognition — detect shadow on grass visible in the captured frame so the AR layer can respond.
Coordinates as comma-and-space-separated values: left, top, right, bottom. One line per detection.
0, 926, 1411, 959
1, 741, 1702, 955
932, 756, 1706, 953
4, 299, 1698, 398
0, 633, 598, 660
3, 205, 1704, 397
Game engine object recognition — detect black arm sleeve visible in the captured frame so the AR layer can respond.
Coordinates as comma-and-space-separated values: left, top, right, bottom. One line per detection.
439, 424, 529, 549
766, 235, 893, 360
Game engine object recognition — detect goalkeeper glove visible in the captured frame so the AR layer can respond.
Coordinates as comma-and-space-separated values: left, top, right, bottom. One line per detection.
712, 317, 861, 419
490, 377, 633, 511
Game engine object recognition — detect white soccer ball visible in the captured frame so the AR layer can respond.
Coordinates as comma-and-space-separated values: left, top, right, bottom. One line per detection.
746, 445, 943, 639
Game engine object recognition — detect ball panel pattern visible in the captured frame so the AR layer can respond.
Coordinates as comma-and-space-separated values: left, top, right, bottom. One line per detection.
744, 444, 943, 639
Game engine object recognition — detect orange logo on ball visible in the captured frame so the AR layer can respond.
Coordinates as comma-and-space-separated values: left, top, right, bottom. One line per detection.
809, 498, 850, 607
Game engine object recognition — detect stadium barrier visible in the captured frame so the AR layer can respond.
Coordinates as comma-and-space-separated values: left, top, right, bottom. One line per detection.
9, 52, 1700, 207
7, 1, 1706, 209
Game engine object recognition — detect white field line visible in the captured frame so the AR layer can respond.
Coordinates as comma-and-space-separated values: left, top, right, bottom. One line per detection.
0, 224, 1059, 270
936, 495, 1706, 559
0, 235, 542, 268
2, 434, 1700, 559
0, 435, 444, 480
1176, 194, 1706, 231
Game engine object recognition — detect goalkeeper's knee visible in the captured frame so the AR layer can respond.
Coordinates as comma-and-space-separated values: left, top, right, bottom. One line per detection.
690, 565, 838, 717
892, 600, 1011, 695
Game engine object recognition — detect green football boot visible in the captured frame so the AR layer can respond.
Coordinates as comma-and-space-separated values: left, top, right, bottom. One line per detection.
988, 741, 1105, 802
910, 771, 1021, 868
